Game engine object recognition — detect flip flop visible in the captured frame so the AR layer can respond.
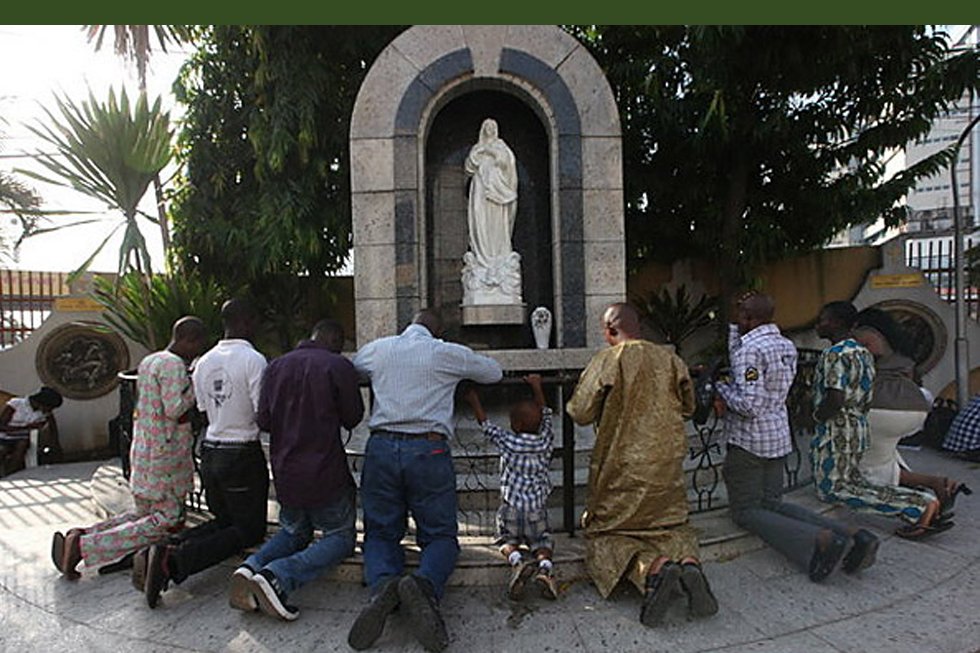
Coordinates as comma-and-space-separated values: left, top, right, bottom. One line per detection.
894, 519, 955, 540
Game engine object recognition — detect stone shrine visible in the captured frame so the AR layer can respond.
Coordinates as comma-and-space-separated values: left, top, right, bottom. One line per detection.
350, 25, 625, 352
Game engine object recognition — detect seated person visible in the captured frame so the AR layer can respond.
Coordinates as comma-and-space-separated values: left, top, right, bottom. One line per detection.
853, 308, 971, 514
944, 393, 980, 463
462, 374, 558, 600
1, 386, 63, 473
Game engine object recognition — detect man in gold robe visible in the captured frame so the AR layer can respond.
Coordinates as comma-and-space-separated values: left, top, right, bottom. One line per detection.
567, 303, 718, 626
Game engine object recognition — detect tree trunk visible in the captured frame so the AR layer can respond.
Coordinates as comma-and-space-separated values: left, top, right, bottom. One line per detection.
719, 152, 749, 326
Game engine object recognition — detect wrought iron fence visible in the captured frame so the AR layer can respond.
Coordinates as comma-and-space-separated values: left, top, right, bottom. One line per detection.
115, 348, 822, 537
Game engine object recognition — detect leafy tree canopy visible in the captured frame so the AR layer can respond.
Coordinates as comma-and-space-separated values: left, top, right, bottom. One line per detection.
567, 25, 980, 302
170, 25, 404, 285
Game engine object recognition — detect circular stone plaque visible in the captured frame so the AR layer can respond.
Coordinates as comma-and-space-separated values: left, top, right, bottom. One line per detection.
35, 322, 130, 400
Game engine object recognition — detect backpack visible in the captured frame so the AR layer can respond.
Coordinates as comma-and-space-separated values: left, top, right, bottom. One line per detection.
899, 398, 958, 449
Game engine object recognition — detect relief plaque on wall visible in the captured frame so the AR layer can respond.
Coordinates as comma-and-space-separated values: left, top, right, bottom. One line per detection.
35, 322, 130, 400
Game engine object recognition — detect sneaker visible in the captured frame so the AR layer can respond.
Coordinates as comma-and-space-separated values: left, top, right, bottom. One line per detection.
348, 575, 401, 650
250, 569, 299, 621
131, 547, 149, 592
229, 564, 259, 612
679, 562, 718, 618
145, 544, 171, 609
640, 562, 682, 627
534, 567, 559, 600
507, 561, 537, 600
397, 574, 449, 653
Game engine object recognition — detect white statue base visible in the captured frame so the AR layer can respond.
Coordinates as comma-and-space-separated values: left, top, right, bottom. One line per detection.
461, 250, 525, 325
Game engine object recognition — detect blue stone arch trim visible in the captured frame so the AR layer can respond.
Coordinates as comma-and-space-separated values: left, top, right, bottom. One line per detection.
500, 48, 585, 346
392, 45, 587, 347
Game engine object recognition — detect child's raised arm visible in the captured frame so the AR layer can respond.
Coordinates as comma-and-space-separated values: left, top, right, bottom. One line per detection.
524, 374, 547, 409
461, 385, 488, 423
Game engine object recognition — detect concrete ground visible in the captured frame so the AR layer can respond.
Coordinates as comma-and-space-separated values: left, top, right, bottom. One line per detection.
1, 448, 978, 653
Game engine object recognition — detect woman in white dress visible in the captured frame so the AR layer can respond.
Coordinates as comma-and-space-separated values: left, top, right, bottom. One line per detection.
853, 308, 969, 512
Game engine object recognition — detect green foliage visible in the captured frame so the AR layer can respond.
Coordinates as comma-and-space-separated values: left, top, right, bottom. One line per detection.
92, 272, 224, 351
635, 284, 718, 357
568, 26, 980, 307
170, 25, 404, 284
21, 88, 174, 280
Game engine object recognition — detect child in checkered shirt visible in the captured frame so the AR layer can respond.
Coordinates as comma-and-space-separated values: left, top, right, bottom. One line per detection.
463, 374, 558, 600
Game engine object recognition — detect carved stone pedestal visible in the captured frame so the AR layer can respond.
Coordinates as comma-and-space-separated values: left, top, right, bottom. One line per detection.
461, 303, 527, 325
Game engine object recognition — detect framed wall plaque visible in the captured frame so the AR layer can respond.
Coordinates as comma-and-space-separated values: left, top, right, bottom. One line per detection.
35, 322, 130, 400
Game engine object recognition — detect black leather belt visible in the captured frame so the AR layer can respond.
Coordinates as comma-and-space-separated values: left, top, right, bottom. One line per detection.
201, 439, 262, 450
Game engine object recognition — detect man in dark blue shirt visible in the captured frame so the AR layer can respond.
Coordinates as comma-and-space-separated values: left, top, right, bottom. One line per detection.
229, 319, 364, 621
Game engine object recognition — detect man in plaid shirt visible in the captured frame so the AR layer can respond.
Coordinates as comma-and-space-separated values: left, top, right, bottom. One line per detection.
463, 374, 558, 600
716, 293, 879, 582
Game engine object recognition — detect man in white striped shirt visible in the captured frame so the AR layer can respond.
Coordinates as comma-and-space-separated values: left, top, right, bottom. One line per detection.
348, 309, 502, 653
716, 293, 879, 582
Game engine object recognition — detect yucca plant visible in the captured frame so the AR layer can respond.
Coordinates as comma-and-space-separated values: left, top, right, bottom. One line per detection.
20, 88, 174, 282
92, 272, 224, 351
635, 284, 719, 358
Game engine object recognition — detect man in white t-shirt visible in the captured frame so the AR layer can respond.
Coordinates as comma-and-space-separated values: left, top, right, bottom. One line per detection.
138, 299, 270, 609
1, 387, 63, 473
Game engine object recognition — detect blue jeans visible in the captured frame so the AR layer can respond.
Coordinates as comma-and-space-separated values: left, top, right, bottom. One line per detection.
243, 486, 356, 596
361, 432, 459, 600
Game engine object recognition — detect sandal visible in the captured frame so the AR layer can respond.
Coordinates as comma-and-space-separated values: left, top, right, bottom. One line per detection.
940, 479, 972, 514
894, 519, 955, 540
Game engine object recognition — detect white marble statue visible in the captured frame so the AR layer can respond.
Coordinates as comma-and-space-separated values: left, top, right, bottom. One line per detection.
461, 118, 523, 305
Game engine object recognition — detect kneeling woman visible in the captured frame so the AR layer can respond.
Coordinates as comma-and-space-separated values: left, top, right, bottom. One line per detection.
853, 309, 970, 515
812, 302, 947, 540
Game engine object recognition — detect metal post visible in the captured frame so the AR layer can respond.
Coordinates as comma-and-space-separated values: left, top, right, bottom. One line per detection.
560, 379, 576, 536
952, 107, 980, 409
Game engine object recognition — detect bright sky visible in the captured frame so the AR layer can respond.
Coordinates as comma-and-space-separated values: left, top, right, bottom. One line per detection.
0, 25, 188, 273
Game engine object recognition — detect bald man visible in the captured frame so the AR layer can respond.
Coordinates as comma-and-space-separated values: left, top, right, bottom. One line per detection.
567, 303, 718, 627
716, 293, 879, 582
349, 309, 502, 653
138, 299, 271, 609
53, 316, 209, 583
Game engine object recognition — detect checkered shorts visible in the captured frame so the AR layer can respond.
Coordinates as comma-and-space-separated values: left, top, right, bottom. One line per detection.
495, 502, 553, 552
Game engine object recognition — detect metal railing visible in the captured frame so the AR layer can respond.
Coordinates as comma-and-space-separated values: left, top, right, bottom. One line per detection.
114, 349, 821, 537
0, 269, 70, 348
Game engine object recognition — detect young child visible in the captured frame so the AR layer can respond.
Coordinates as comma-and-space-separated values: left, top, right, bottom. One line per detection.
463, 374, 558, 600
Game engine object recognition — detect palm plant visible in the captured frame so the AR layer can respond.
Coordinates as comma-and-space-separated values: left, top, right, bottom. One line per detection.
21, 88, 174, 282
635, 284, 719, 358
92, 272, 224, 351
0, 121, 43, 262
83, 25, 195, 254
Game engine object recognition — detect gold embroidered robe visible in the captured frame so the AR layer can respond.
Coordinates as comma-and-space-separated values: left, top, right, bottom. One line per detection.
566, 339, 699, 597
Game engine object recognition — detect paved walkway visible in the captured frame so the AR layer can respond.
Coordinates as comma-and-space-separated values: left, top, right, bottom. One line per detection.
1, 448, 978, 652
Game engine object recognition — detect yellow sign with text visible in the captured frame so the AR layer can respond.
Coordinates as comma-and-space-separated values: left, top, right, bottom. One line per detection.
54, 297, 104, 312
870, 273, 925, 289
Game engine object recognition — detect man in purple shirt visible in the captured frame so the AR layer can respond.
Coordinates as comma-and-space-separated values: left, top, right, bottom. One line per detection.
228, 319, 364, 621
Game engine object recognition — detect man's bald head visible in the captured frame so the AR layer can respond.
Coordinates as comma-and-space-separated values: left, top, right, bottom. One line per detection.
602, 302, 642, 344
412, 309, 444, 338
170, 316, 208, 360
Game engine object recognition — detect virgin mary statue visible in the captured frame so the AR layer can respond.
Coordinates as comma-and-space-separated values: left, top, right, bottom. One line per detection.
462, 118, 523, 305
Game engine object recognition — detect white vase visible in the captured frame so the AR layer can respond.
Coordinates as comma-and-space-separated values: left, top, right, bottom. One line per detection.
530, 306, 552, 349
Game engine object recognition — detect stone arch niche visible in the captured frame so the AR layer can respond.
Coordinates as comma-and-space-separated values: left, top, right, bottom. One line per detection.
350, 25, 624, 351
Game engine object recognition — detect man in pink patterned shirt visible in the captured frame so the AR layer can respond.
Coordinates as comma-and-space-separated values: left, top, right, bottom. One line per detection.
52, 316, 209, 580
